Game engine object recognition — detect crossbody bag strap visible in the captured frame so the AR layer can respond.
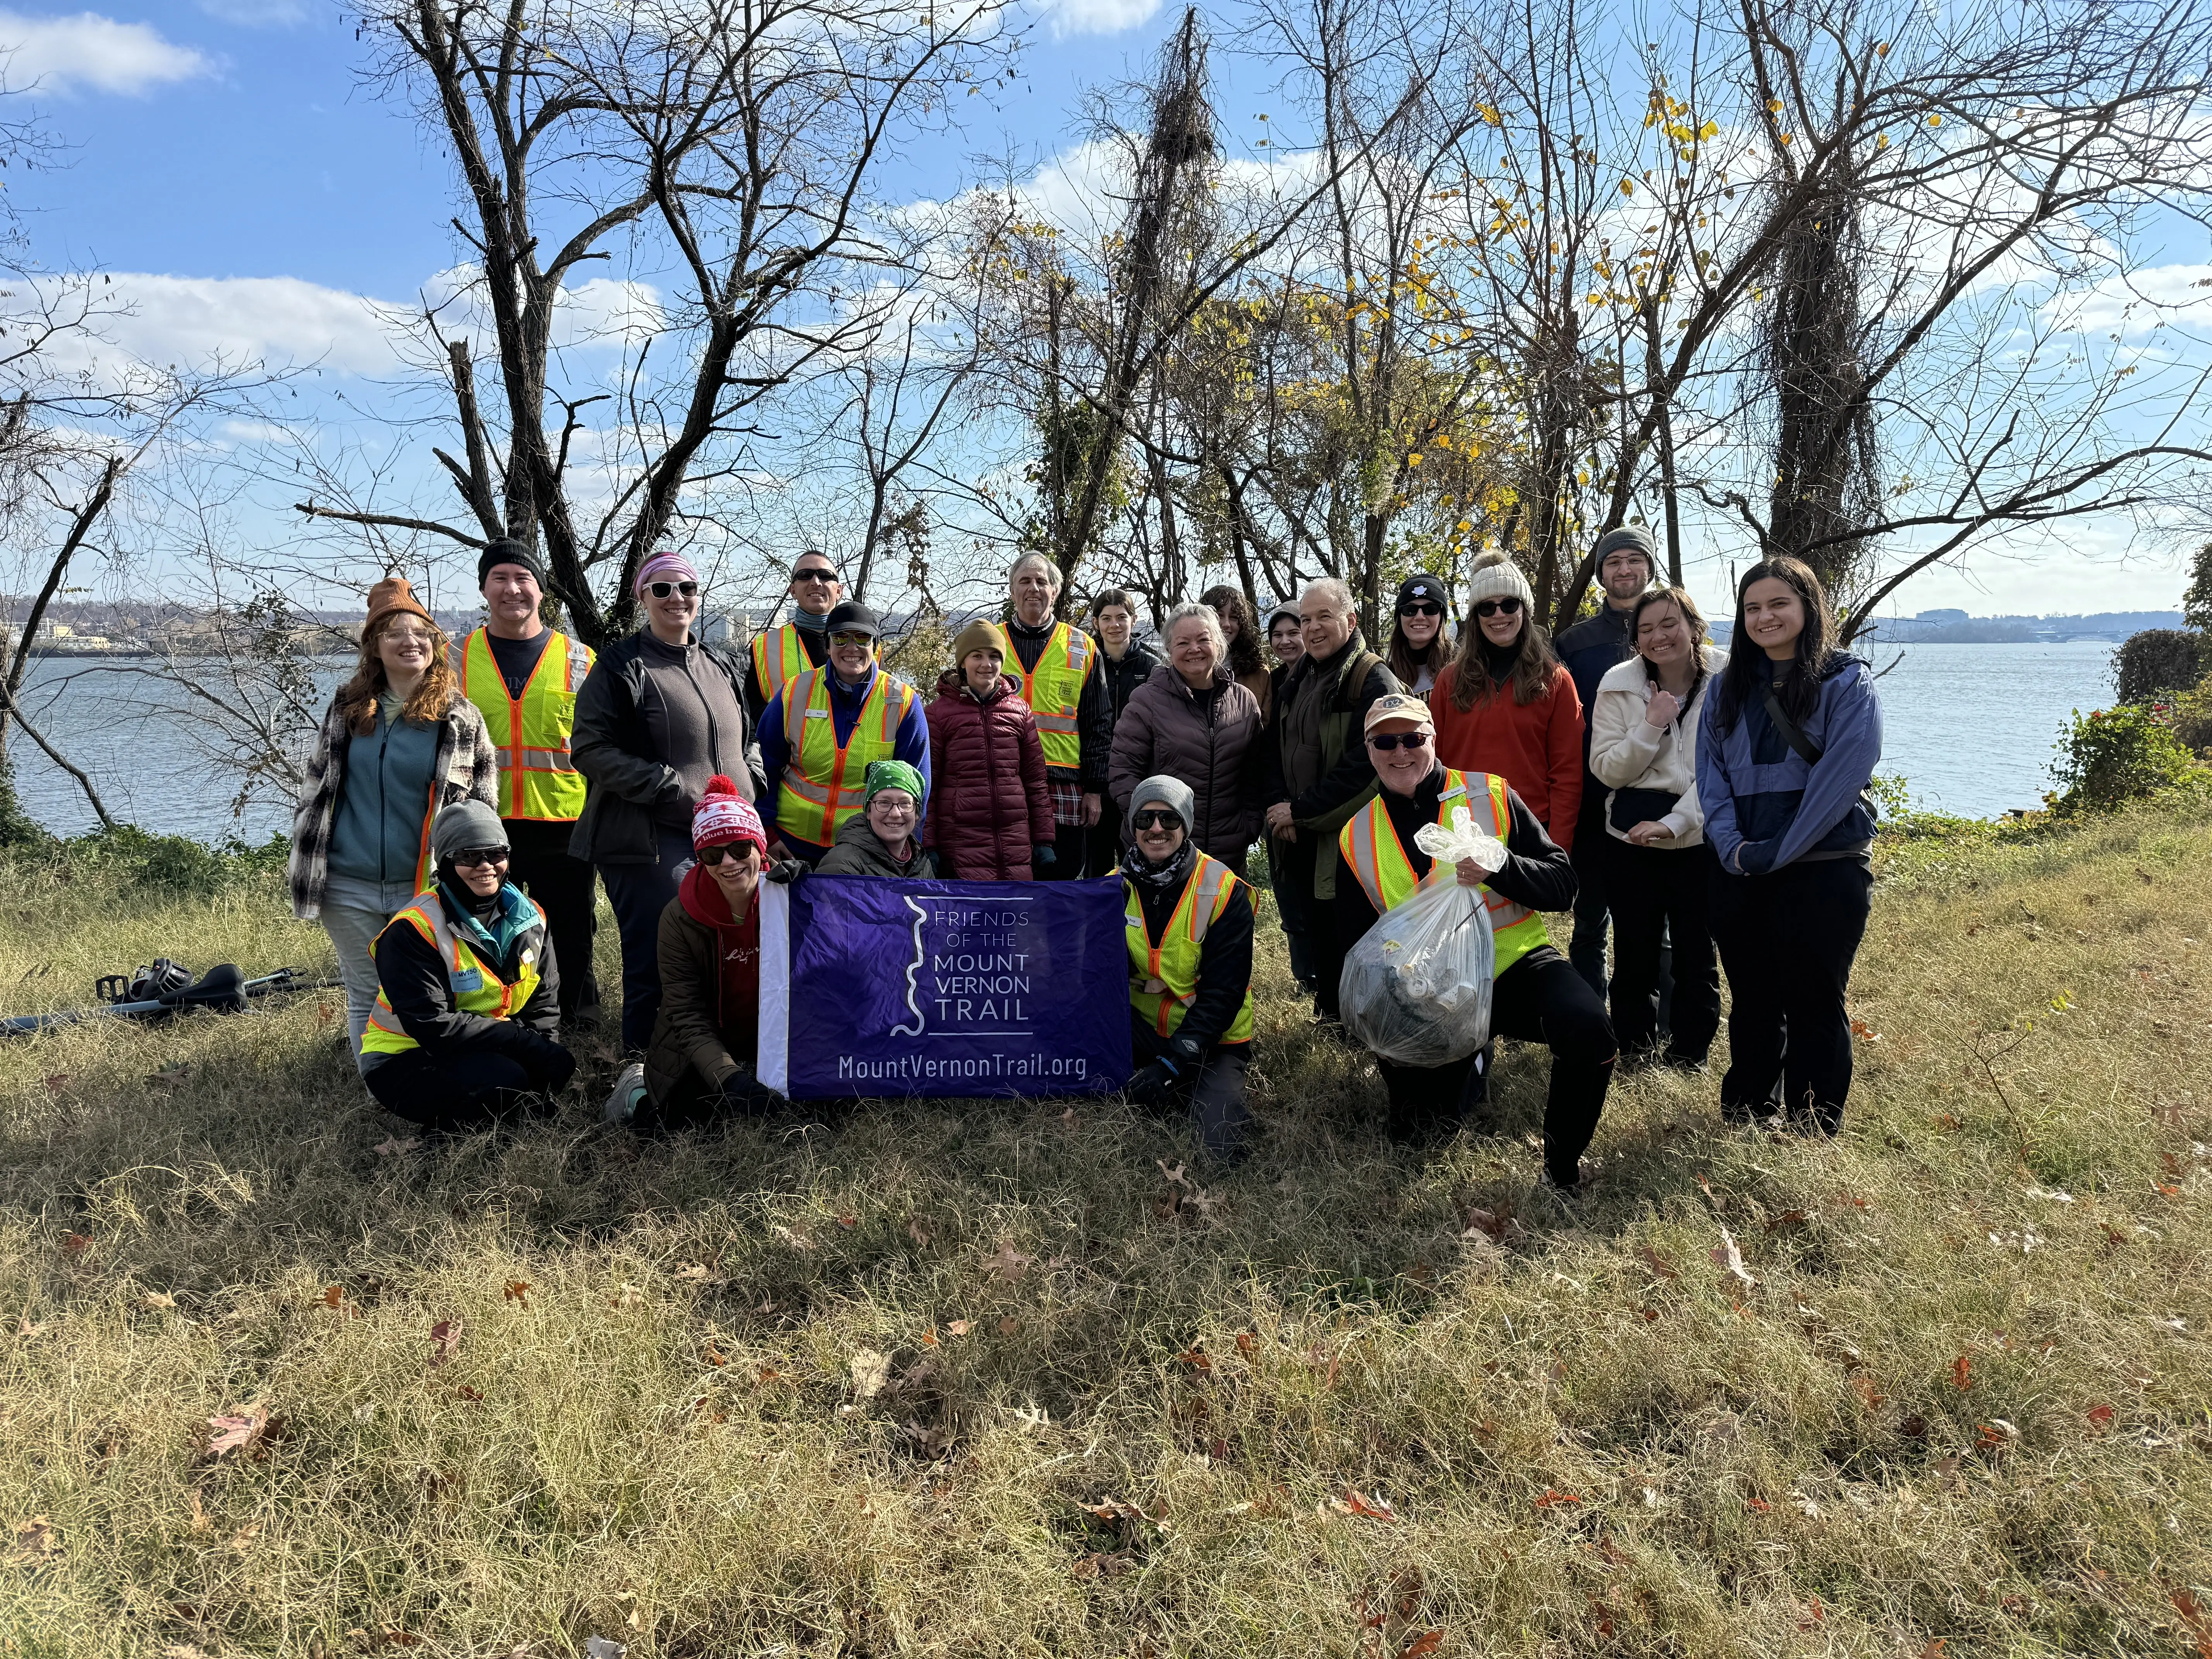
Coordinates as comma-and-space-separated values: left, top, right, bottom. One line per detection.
1759, 682, 1824, 766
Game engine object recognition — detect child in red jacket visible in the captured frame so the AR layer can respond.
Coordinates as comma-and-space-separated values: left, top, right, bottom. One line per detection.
924, 620, 1058, 879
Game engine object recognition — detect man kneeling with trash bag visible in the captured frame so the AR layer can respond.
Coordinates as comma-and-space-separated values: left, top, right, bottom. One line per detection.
359, 800, 575, 1128
1120, 774, 1255, 1162
1334, 694, 1615, 1192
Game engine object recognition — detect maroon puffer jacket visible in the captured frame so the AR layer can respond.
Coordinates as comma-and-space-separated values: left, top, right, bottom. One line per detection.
923, 670, 1056, 879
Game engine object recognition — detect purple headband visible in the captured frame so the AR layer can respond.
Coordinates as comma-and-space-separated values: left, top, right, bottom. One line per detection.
635, 550, 700, 597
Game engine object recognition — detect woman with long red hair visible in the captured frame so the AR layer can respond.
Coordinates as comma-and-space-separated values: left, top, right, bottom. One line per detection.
290, 576, 498, 1066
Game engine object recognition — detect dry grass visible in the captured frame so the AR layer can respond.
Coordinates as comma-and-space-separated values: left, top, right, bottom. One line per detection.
1, 807, 2209, 1657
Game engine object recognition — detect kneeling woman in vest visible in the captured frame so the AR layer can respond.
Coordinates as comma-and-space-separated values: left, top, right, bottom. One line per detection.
359, 800, 575, 1127
1333, 694, 1616, 1194
1121, 774, 1255, 1162
604, 777, 785, 1128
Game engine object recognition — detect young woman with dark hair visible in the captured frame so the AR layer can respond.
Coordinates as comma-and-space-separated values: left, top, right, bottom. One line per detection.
1427, 551, 1585, 850
1198, 584, 1273, 722
1384, 573, 1451, 697
1696, 556, 1883, 1135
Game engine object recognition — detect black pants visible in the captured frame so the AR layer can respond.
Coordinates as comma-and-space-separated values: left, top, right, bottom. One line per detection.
1267, 832, 1317, 988
1132, 1022, 1250, 1158
1709, 854, 1872, 1133
1572, 817, 1673, 1025
1037, 815, 1090, 880
362, 1043, 574, 1131
1374, 945, 1616, 1185
503, 817, 599, 1020
1607, 837, 1719, 1065
1086, 799, 1123, 882
600, 824, 693, 1056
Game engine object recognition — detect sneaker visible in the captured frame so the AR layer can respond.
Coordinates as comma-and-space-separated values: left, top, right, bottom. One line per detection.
601, 1060, 647, 1125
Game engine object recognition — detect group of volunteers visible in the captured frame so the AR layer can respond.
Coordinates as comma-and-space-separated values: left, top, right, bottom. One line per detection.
289, 525, 1881, 1188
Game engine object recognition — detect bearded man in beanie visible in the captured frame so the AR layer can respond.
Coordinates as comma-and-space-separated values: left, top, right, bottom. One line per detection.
1120, 774, 1255, 1162
1553, 526, 1661, 1004
359, 799, 575, 1129
453, 537, 602, 1025
758, 598, 931, 867
570, 548, 763, 1057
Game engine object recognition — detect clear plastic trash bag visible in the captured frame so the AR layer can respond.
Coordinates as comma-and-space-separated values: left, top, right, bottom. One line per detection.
1337, 805, 1503, 1067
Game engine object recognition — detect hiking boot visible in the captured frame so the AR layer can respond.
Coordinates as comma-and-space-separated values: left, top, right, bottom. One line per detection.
601, 1060, 647, 1126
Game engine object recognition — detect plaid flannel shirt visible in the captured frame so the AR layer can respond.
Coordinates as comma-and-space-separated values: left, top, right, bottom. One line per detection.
288, 693, 499, 920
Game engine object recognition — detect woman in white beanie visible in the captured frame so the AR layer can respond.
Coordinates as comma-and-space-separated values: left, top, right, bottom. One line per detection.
1428, 550, 1585, 850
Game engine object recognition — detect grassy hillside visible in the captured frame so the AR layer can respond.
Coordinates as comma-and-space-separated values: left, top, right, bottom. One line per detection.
1, 810, 2208, 1657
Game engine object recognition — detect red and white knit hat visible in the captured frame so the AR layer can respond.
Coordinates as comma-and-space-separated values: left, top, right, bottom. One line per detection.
692, 775, 766, 854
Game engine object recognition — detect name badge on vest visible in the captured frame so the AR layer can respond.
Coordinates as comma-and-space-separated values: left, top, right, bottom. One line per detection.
449, 967, 484, 993
805, 708, 830, 719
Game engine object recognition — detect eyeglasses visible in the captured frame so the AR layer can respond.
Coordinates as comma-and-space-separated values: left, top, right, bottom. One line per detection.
829, 631, 876, 650
1398, 603, 1443, 618
450, 847, 510, 869
1366, 732, 1431, 752
792, 568, 838, 585
1473, 596, 1523, 618
383, 629, 437, 647
647, 580, 699, 600
1131, 809, 1182, 831
697, 843, 759, 866
870, 795, 916, 812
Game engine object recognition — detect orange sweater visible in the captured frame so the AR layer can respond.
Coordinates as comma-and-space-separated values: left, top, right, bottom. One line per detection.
1428, 661, 1586, 847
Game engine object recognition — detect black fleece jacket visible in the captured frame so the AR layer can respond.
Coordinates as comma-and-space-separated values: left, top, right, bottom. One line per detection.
1127, 854, 1255, 1053
1333, 764, 1578, 955
369, 884, 565, 1066
1008, 615, 1112, 788
1261, 634, 1401, 820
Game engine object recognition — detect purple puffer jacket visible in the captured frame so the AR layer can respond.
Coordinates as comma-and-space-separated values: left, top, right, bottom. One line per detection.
1108, 663, 1264, 862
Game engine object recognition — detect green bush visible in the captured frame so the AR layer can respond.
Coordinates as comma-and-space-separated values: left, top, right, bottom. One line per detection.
2111, 628, 2205, 703
2173, 670, 2212, 757
1, 824, 289, 896
2050, 703, 2203, 815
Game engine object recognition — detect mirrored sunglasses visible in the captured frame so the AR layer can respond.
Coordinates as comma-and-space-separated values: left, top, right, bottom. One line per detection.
647, 580, 699, 600
829, 630, 877, 650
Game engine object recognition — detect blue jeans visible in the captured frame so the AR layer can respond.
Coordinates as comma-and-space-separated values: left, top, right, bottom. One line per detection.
320, 873, 423, 1073
599, 824, 696, 1057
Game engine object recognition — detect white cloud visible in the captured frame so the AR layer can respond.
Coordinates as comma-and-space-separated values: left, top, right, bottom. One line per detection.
1041, 0, 1161, 38
29, 272, 406, 378
0, 10, 213, 94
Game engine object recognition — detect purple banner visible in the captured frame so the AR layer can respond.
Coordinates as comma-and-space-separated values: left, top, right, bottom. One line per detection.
759, 874, 1132, 1099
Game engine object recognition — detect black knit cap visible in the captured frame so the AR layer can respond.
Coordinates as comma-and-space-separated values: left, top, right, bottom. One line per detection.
477, 537, 546, 589
1395, 572, 1447, 614
824, 600, 882, 637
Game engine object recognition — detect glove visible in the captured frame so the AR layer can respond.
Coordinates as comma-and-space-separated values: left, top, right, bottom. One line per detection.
1033, 843, 1057, 869
1128, 1056, 1182, 1108
766, 859, 811, 885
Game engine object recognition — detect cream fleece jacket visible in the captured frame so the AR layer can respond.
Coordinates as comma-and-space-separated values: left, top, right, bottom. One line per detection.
1587, 644, 1726, 846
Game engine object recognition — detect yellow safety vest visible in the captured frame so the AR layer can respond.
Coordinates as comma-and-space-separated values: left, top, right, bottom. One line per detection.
458, 627, 594, 821
359, 889, 543, 1057
1124, 851, 1257, 1044
1337, 768, 1551, 978
1018, 620, 1094, 773
751, 622, 812, 706
775, 666, 917, 848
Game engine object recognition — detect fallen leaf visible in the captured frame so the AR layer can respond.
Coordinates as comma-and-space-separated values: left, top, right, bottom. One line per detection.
323, 1285, 344, 1310
1747, 1496, 1771, 1512
702, 1343, 727, 1367
983, 1242, 1031, 1281
2087, 1403, 2114, 1432
428, 1319, 461, 1367
206, 1407, 269, 1458
60, 1231, 91, 1260
1400, 1632, 1444, 1658
1977, 1418, 2019, 1451
850, 1348, 891, 1401
1711, 1228, 1757, 1291
1235, 1331, 1257, 1355
1178, 1348, 1213, 1374
836, 1214, 858, 1230
773, 1224, 815, 1250
583, 1638, 627, 1659
1848, 1018, 1881, 1041
1951, 1355, 1972, 1391
998, 1317, 1020, 1336
947, 1319, 973, 1338
43, 1073, 69, 1095
371, 1136, 420, 1157
15, 1316, 46, 1337
150, 1066, 190, 1089
1851, 1377, 1884, 1410
8, 1516, 59, 1562
1345, 1489, 1398, 1521
143, 1291, 177, 1310
675, 1263, 710, 1281
1534, 1489, 1580, 1508
615, 1282, 644, 1308
1766, 1208, 1809, 1231
228, 1522, 260, 1554
504, 1280, 531, 1305
1636, 1244, 1678, 1281
920, 1327, 940, 1347
905, 1217, 933, 1246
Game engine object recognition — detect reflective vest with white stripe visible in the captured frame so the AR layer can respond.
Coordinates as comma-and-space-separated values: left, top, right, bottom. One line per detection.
458, 627, 594, 821
1124, 851, 1256, 1044
776, 666, 917, 848
751, 622, 812, 705
1337, 768, 1551, 977
359, 889, 543, 1057
1018, 621, 1095, 772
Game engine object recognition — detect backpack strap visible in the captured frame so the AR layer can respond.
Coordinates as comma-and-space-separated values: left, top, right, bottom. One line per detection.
1759, 682, 1824, 766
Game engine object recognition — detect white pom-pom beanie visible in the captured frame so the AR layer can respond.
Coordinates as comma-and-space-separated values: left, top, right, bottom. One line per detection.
1464, 550, 1535, 611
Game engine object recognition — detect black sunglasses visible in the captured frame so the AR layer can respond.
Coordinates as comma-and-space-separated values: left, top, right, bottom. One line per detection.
697, 843, 759, 866
1398, 602, 1444, 618
451, 847, 509, 869
1473, 596, 1523, 618
647, 580, 699, 600
1131, 809, 1182, 831
792, 568, 839, 584
1366, 731, 1431, 752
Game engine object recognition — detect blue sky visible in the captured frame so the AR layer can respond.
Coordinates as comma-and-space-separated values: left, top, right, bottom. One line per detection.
0, 2, 2202, 622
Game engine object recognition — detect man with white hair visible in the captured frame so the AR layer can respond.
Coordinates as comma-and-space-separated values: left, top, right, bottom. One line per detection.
1260, 575, 1402, 1021
1003, 552, 1109, 878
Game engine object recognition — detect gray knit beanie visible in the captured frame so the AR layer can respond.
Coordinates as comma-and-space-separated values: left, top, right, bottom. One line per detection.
1128, 774, 1195, 835
1590, 525, 1657, 572
1464, 550, 1535, 611
429, 799, 508, 864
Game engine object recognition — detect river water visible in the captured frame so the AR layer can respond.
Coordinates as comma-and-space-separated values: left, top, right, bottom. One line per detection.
6, 639, 2121, 840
